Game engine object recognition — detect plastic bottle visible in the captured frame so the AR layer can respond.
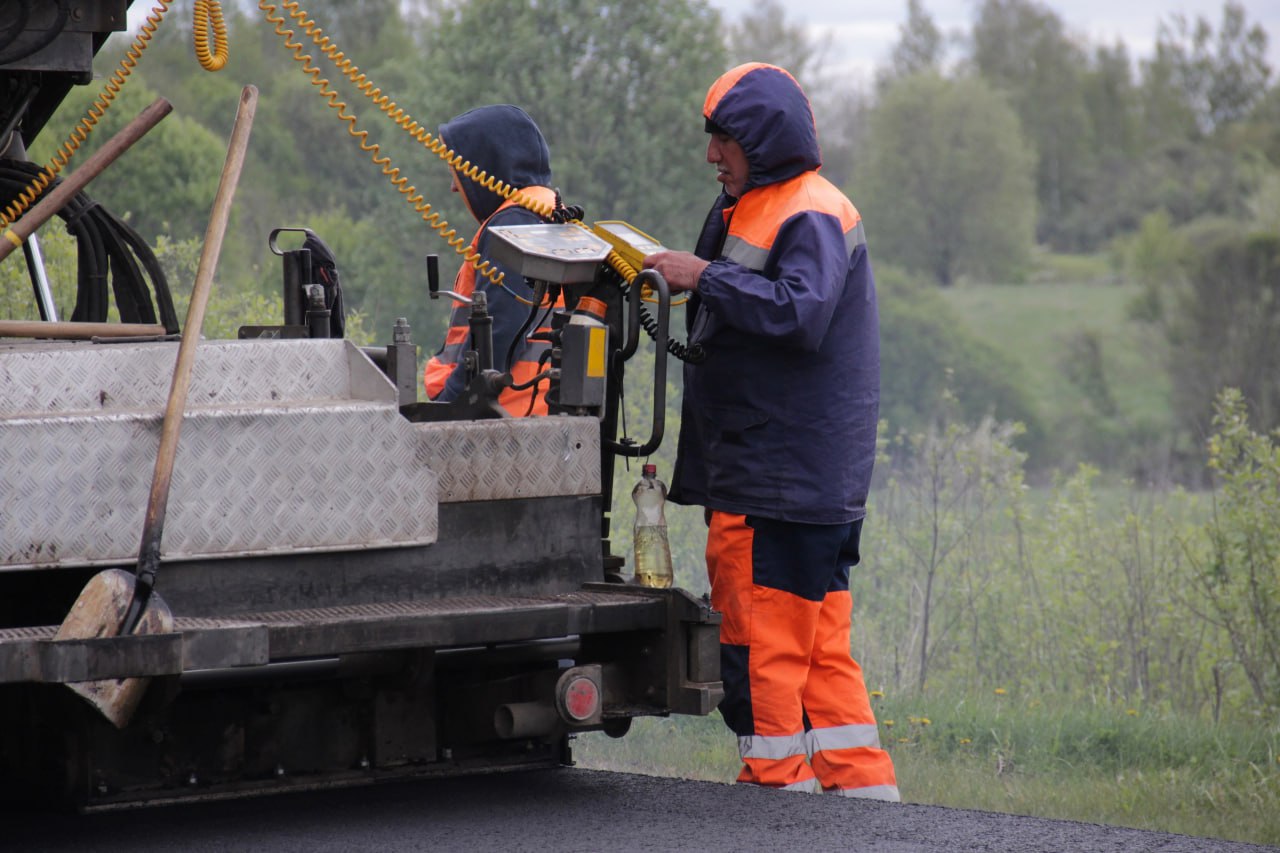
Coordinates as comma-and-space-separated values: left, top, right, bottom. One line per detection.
632, 464, 673, 589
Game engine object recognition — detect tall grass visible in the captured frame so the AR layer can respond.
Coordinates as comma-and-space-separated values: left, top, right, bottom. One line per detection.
574, 691, 1280, 847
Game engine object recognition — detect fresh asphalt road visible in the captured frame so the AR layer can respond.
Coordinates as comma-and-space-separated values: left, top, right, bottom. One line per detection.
6, 768, 1276, 852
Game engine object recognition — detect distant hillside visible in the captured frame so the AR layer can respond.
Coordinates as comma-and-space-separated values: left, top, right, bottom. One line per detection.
938, 273, 1179, 483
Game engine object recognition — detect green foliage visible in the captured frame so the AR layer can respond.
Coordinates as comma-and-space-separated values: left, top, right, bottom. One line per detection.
940, 276, 1179, 481
410, 0, 728, 249
860, 73, 1036, 286
727, 0, 828, 84
0, 227, 79, 320
1161, 227, 1280, 445
1144, 2, 1273, 137
872, 409, 1028, 692
876, 0, 944, 94
1117, 210, 1190, 322
30, 79, 225, 244
1195, 389, 1280, 710
860, 405, 1223, 716
1245, 168, 1280, 232
971, 0, 1095, 249
877, 267, 1045, 463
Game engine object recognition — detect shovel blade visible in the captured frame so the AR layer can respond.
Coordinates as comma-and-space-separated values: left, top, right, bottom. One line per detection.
54, 568, 174, 729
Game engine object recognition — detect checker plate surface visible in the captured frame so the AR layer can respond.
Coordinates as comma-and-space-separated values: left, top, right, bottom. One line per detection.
415, 418, 599, 503
1, 339, 436, 569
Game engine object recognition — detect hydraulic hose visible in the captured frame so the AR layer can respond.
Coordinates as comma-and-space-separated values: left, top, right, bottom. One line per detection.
1, 159, 177, 330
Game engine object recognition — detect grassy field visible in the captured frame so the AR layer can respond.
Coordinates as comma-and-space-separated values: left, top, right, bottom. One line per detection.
937, 257, 1179, 481
574, 691, 1280, 847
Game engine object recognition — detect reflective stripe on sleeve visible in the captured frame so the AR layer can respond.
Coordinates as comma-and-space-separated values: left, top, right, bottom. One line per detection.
722, 235, 769, 271
846, 220, 866, 253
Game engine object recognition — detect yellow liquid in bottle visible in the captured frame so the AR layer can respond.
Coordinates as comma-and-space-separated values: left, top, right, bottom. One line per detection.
634, 524, 673, 588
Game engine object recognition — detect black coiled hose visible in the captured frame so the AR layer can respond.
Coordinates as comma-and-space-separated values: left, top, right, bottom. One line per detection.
0, 158, 178, 331
596, 263, 704, 364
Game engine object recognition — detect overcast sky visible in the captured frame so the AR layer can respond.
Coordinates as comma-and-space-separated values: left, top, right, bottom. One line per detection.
705, 0, 1280, 84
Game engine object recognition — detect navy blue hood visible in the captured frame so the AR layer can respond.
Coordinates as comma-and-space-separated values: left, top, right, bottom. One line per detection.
440, 104, 552, 222
702, 63, 821, 193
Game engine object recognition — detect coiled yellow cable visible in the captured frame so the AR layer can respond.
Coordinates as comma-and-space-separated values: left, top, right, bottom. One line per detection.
193, 0, 230, 71
259, 0, 549, 296
255, 0, 673, 305
276, 7, 683, 304
0, 2, 176, 230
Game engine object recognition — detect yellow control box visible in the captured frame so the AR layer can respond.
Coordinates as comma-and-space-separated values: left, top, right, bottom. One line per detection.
591, 221, 666, 271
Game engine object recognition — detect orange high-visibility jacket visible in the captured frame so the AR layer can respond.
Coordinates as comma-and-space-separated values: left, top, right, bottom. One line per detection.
422, 105, 560, 417
423, 186, 560, 416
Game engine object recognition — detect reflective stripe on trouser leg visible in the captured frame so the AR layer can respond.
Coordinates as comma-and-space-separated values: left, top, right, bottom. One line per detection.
708, 512, 821, 791
803, 584, 899, 801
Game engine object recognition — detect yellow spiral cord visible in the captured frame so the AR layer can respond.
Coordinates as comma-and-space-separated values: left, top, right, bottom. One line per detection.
1, 2, 231, 233
258, 0, 538, 298
256, 0, 670, 305
193, 0, 230, 71
0, 2, 176, 230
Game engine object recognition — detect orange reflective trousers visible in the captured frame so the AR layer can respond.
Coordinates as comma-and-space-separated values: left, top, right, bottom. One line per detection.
707, 511, 899, 800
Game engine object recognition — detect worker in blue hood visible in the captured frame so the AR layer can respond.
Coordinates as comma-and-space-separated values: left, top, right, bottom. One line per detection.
423, 104, 560, 415
643, 64, 899, 801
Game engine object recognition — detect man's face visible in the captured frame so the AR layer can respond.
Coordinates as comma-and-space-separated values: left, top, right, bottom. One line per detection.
707, 132, 748, 198
450, 168, 479, 221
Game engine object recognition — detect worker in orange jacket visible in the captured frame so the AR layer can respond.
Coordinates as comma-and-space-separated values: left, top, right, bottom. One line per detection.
423, 104, 560, 416
644, 64, 899, 800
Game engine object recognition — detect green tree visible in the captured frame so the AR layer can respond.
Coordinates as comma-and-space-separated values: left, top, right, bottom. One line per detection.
30, 79, 225, 244
1143, 2, 1272, 137
1066, 42, 1145, 244
876, 266, 1044, 464
410, 0, 728, 249
1194, 389, 1280, 708
727, 0, 829, 82
876, 0, 945, 94
970, 0, 1095, 250
859, 73, 1035, 286
1162, 227, 1280, 446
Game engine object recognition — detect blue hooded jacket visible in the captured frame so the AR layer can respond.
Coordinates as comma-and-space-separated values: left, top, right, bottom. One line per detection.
430, 105, 553, 403
669, 64, 880, 525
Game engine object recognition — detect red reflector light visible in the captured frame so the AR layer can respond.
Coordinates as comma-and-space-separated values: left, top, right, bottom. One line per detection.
562, 675, 600, 721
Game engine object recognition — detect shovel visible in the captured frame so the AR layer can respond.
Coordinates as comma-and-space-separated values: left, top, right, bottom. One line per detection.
54, 85, 259, 729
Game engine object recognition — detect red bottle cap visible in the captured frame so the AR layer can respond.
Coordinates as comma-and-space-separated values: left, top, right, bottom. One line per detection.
643, 463, 656, 476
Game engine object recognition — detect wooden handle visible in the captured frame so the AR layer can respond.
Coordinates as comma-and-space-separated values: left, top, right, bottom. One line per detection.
135, 85, 258, 587
0, 98, 173, 264
0, 320, 167, 339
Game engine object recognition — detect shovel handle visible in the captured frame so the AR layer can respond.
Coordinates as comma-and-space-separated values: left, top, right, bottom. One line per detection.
0, 98, 173, 264
129, 86, 258, 626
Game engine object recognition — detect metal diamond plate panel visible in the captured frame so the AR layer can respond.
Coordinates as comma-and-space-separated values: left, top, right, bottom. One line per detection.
0, 338, 368, 417
1, 340, 436, 570
414, 417, 600, 503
